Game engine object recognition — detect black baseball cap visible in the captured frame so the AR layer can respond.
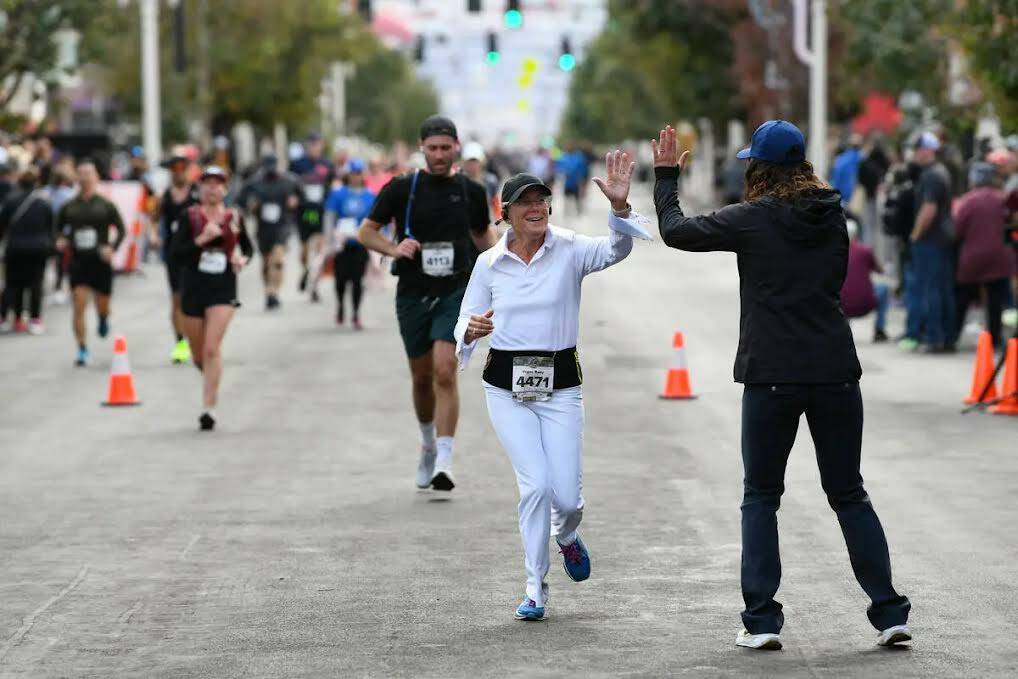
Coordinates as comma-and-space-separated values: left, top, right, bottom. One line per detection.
419, 115, 458, 141
501, 173, 551, 205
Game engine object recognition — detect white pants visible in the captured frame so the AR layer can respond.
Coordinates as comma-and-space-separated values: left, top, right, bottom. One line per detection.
484, 383, 584, 607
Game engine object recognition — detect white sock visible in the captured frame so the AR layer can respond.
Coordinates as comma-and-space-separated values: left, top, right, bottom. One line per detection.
419, 422, 436, 450
435, 436, 454, 465
557, 531, 577, 547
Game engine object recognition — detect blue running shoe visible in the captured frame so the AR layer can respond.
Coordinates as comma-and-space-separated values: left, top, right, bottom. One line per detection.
514, 598, 545, 621
558, 535, 591, 582
75, 347, 90, 367
97, 316, 109, 338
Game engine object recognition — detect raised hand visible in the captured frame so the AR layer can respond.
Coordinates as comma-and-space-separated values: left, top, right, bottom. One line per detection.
651, 125, 690, 171
592, 149, 634, 211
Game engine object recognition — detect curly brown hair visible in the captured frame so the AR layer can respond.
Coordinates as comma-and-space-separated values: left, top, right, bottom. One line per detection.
743, 158, 831, 202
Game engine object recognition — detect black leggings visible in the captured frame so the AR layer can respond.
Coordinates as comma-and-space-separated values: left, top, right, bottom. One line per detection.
1, 251, 48, 320
954, 277, 1010, 348
334, 248, 368, 318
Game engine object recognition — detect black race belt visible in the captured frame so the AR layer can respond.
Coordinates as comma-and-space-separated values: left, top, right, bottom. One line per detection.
482, 347, 582, 391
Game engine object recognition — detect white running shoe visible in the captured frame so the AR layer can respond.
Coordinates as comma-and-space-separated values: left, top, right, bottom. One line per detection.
877, 624, 912, 646
415, 447, 436, 489
736, 629, 782, 650
430, 458, 455, 491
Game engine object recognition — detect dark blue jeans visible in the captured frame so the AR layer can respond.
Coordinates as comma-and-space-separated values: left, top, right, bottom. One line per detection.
905, 239, 955, 346
740, 382, 910, 634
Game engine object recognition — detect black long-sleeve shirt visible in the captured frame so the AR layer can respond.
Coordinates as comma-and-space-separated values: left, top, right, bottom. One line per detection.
56, 194, 126, 256
654, 165, 861, 384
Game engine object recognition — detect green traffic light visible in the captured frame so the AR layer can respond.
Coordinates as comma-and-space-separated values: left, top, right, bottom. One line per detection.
504, 9, 522, 29
486, 51, 501, 65
558, 53, 576, 71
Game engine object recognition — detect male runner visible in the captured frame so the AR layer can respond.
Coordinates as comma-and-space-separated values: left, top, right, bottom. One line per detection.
290, 132, 334, 300
358, 116, 496, 491
239, 155, 302, 310
55, 159, 126, 366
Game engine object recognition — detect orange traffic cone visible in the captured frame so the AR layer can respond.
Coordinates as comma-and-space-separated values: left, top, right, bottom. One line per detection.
963, 330, 998, 404
103, 336, 140, 406
989, 338, 1018, 416
659, 331, 697, 400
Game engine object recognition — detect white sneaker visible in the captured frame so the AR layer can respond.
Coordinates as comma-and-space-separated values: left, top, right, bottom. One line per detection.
430, 457, 455, 492
877, 624, 912, 646
415, 447, 436, 489
27, 319, 44, 336
51, 290, 69, 305
736, 629, 782, 650
0, 320, 11, 334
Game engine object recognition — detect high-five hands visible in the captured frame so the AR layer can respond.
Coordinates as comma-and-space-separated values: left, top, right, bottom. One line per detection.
464, 309, 494, 344
592, 149, 634, 212
651, 125, 691, 171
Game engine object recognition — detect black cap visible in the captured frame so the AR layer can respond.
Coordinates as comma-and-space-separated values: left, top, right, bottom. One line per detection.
161, 154, 189, 168
500, 173, 552, 205
419, 115, 458, 141
304, 131, 322, 142
200, 165, 228, 182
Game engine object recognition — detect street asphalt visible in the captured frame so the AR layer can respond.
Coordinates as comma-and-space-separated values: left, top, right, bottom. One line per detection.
1, 184, 1016, 678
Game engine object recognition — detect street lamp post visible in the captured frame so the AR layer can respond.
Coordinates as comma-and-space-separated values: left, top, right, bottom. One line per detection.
139, 0, 163, 164
793, 0, 827, 179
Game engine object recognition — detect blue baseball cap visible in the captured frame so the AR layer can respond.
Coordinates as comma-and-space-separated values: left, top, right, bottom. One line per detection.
346, 158, 365, 173
736, 120, 806, 165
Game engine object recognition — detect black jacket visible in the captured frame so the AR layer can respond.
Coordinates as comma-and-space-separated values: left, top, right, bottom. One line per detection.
654, 166, 861, 384
0, 190, 56, 253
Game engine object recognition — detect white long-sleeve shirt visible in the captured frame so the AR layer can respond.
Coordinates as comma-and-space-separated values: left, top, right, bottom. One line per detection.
454, 213, 643, 369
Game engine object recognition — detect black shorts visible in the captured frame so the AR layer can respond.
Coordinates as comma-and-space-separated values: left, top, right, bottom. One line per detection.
257, 225, 290, 255
164, 252, 183, 293
395, 288, 465, 359
564, 186, 581, 198
180, 270, 240, 318
298, 207, 323, 242
69, 255, 113, 296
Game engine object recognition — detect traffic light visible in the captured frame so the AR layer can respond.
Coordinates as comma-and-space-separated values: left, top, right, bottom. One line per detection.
558, 36, 575, 72
467, 0, 482, 11
504, 0, 522, 29
485, 31, 500, 64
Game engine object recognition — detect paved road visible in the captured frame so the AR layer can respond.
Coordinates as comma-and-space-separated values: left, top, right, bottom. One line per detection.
1, 186, 1016, 678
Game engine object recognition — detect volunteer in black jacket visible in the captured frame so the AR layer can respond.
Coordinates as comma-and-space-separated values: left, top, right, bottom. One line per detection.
653, 121, 911, 650
0, 167, 54, 334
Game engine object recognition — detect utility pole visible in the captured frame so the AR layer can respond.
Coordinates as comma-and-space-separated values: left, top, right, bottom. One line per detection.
793, 0, 827, 179
139, 0, 163, 163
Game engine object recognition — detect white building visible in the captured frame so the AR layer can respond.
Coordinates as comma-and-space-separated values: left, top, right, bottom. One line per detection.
370, 0, 607, 148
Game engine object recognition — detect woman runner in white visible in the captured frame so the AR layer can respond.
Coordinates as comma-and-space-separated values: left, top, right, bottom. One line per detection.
454, 151, 651, 620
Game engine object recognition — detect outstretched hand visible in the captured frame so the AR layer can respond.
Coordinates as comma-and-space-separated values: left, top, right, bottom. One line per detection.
651, 125, 691, 171
592, 149, 634, 211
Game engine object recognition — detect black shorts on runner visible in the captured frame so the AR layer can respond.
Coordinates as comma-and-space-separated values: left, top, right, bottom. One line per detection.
69, 255, 113, 296
395, 288, 465, 359
180, 271, 241, 318
165, 259, 183, 293
257, 225, 289, 255
298, 207, 323, 243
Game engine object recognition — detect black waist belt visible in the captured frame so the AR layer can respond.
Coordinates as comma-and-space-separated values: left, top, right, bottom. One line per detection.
482, 347, 583, 391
